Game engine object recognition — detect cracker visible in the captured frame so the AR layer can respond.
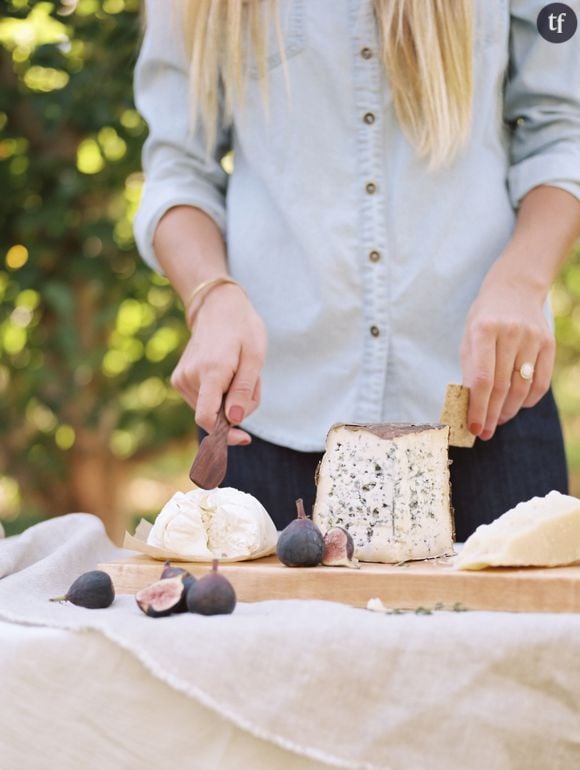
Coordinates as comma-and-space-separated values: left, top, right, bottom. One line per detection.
439, 384, 476, 448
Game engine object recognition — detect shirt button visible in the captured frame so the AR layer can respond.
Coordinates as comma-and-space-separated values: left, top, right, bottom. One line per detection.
369, 250, 381, 262
361, 47, 373, 59
370, 325, 380, 337
363, 112, 376, 125
365, 182, 377, 194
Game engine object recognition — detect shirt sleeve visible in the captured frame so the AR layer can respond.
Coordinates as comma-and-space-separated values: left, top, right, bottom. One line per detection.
132, 0, 231, 274
503, 0, 580, 208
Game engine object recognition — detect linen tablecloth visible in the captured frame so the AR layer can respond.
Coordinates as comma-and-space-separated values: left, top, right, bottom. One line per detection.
0, 513, 579, 770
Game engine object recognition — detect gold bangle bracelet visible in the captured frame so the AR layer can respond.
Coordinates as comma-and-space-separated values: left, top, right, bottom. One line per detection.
184, 276, 244, 328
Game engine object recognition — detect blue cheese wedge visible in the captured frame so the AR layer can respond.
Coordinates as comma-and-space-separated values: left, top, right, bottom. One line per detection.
312, 423, 454, 563
455, 491, 580, 570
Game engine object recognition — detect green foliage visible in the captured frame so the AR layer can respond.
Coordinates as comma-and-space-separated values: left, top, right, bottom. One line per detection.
0, 0, 193, 524
0, 0, 579, 527
552, 242, 580, 490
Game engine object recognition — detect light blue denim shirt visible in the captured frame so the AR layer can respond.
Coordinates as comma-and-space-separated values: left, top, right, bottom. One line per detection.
133, 0, 580, 452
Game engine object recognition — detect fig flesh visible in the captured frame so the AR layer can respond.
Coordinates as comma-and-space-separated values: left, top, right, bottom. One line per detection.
49, 570, 115, 609
322, 526, 360, 569
136, 574, 190, 617
160, 561, 196, 612
186, 559, 236, 616
276, 498, 324, 567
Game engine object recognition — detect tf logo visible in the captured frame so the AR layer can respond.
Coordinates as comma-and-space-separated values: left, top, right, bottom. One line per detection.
537, 3, 578, 42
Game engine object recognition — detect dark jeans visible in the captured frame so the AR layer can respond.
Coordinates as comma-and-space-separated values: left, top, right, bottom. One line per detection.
199, 388, 568, 541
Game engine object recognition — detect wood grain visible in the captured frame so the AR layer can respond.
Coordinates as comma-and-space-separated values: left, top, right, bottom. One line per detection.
98, 554, 580, 613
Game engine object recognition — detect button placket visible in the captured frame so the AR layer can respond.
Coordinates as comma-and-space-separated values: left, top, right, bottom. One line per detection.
350, 0, 389, 421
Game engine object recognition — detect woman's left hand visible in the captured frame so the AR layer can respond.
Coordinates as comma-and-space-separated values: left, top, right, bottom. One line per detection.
460, 260, 555, 441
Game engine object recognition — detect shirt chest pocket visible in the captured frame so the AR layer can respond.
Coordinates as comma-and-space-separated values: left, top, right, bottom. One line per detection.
246, 0, 306, 79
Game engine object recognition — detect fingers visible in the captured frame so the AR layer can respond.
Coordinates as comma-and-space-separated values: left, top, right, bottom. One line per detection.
170, 338, 200, 411
252, 376, 261, 405
170, 328, 264, 446
496, 348, 539, 427
171, 334, 236, 432
224, 349, 265, 426
194, 379, 254, 446
227, 427, 252, 446
478, 327, 523, 440
462, 318, 555, 439
497, 329, 554, 424
521, 336, 555, 408
197, 367, 260, 446
463, 319, 496, 435
196, 374, 230, 433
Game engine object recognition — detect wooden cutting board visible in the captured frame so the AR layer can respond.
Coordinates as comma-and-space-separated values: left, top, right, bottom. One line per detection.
98, 554, 580, 613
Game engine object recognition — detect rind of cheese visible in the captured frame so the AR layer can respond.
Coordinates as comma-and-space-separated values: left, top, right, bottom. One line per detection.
455, 490, 580, 570
312, 422, 454, 564
147, 487, 278, 560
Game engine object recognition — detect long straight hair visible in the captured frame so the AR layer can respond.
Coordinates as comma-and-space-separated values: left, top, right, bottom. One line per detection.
170, 0, 473, 168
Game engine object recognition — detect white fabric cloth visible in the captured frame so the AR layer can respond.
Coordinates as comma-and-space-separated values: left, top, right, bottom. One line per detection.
2, 513, 580, 770
132, 0, 580, 451
0, 623, 327, 770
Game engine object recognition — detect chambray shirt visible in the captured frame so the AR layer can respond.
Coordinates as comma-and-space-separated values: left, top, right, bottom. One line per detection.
133, 0, 580, 452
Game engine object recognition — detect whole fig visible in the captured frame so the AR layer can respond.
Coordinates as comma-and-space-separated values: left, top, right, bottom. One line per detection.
49, 570, 115, 609
186, 560, 236, 616
276, 498, 324, 567
160, 560, 189, 579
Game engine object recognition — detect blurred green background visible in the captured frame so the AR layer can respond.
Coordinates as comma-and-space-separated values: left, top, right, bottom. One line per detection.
1, 0, 579, 543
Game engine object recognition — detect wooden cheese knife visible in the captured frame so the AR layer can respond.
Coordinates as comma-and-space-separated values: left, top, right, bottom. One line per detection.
189, 398, 231, 489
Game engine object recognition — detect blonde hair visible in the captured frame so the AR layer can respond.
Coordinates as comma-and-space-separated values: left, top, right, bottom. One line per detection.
172, 0, 473, 168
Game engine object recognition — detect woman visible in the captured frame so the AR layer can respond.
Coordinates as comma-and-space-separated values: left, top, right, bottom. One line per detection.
132, 0, 580, 540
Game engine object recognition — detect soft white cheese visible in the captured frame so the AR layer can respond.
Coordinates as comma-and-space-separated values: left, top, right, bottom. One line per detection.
312, 423, 453, 563
200, 488, 278, 558
147, 487, 278, 560
147, 489, 212, 559
455, 490, 580, 570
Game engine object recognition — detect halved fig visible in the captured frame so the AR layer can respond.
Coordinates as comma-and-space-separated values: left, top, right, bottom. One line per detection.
160, 561, 196, 612
322, 526, 359, 569
135, 575, 189, 617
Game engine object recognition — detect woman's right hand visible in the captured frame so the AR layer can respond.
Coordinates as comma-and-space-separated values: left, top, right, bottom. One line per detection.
170, 283, 268, 445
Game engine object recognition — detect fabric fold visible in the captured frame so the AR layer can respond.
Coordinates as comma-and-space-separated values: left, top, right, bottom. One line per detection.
1, 514, 580, 770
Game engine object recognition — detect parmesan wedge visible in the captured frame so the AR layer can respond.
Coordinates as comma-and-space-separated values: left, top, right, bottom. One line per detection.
455, 491, 580, 570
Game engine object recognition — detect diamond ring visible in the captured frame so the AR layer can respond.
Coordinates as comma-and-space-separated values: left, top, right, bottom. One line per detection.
517, 362, 534, 381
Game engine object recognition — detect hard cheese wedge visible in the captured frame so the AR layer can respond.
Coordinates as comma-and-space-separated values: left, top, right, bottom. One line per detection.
312, 423, 454, 563
455, 490, 580, 570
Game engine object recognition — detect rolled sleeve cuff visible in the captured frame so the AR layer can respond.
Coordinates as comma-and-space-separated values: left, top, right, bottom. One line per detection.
508, 151, 580, 209
133, 182, 227, 274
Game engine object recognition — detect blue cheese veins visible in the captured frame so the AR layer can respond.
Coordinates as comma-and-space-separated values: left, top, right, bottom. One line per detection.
312, 423, 454, 563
